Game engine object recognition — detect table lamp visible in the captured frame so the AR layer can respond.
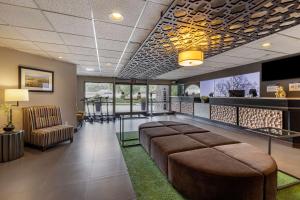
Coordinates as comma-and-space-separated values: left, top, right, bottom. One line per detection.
4, 89, 29, 132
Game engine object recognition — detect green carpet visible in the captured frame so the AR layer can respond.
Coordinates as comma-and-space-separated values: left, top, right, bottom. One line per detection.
120, 131, 300, 200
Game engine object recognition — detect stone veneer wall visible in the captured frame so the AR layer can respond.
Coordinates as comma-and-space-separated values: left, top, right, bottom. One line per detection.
239, 107, 282, 129
210, 105, 237, 125
171, 102, 180, 112
181, 102, 193, 115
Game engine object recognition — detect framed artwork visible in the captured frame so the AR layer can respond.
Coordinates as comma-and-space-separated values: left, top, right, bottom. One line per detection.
18, 66, 54, 92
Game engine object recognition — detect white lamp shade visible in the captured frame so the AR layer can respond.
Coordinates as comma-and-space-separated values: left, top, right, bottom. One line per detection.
5, 89, 29, 102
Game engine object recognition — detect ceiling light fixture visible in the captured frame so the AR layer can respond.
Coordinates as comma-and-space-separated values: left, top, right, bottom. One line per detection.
90, 8, 101, 72
114, 1, 148, 75
261, 42, 271, 48
178, 49, 204, 67
86, 68, 94, 72
109, 12, 124, 22
106, 63, 112, 67
58, 56, 63, 59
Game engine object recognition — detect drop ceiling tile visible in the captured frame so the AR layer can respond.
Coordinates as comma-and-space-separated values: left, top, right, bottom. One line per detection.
137, 1, 167, 29
98, 39, 139, 53
99, 57, 119, 63
222, 46, 283, 60
95, 21, 132, 42
202, 61, 233, 68
0, 25, 26, 40
60, 33, 95, 48
35, 0, 91, 18
46, 52, 74, 60
0, 0, 38, 8
0, 4, 53, 30
15, 48, 49, 57
0, 38, 39, 50
148, 0, 173, 6
34, 42, 69, 53
206, 54, 255, 65
91, 0, 145, 27
98, 49, 122, 58
68, 46, 96, 56
126, 42, 140, 53
245, 33, 300, 54
98, 39, 125, 52
15, 27, 64, 44
76, 60, 98, 66
73, 54, 97, 61
98, 49, 133, 60
256, 52, 288, 61
121, 52, 133, 60
278, 24, 300, 39
44, 12, 93, 36
131, 28, 150, 43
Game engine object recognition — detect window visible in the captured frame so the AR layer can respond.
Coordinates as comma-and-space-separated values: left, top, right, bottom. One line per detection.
85, 82, 113, 114
149, 85, 169, 113
185, 84, 200, 96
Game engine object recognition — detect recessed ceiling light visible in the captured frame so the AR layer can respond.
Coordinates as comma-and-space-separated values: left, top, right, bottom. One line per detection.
86, 68, 94, 72
109, 12, 124, 22
58, 56, 63, 59
261, 42, 271, 48
106, 63, 112, 67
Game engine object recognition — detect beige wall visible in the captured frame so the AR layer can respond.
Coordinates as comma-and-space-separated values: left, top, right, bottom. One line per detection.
0, 47, 77, 130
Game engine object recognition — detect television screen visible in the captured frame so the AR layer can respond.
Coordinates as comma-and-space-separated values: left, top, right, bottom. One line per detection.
200, 72, 260, 97
262, 55, 300, 81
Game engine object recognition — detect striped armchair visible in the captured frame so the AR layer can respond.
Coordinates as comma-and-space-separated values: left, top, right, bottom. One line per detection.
23, 106, 74, 151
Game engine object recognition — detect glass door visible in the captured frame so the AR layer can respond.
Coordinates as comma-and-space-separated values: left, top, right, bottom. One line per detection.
132, 84, 147, 112
115, 84, 131, 113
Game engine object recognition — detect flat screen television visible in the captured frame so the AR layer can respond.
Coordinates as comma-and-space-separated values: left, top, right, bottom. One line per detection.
229, 90, 245, 97
262, 55, 300, 81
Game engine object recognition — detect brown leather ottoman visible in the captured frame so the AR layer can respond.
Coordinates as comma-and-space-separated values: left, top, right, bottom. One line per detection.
151, 135, 206, 175
138, 121, 165, 131
215, 143, 277, 200
139, 126, 180, 153
169, 124, 209, 134
158, 121, 187, 126
168, 148, 264, 200
187, 132, 240, 147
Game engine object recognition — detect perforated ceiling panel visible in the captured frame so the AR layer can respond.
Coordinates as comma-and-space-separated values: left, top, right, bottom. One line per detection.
118, 0, 300, 79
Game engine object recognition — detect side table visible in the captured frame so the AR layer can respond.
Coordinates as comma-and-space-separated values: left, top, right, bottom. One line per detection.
0, 130, 24, 163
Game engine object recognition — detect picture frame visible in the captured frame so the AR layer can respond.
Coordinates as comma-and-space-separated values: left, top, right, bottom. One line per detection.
18, 66, 54, 92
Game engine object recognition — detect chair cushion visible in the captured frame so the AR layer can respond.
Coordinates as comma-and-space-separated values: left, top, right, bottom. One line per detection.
169, 124, 209, 134
139, 126, 180, 153
215, 143, 277, 200
168, 148, 264, 200
158, 121, 187, 126
32, 125, 74, 147
32, 125, 74, 134
151, 135, 206, 175
187, 132, 240, 147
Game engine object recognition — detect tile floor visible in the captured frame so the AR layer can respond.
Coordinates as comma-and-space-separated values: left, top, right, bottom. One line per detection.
0, 114, 299, 200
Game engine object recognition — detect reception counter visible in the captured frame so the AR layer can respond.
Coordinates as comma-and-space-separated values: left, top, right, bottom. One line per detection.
210, 97, 300, 147
170, 96, 300, 147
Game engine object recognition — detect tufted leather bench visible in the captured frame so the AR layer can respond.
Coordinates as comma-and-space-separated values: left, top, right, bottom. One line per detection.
151, 135, 206, 175
139, 126, 180, 153
138, 121, 277, 200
